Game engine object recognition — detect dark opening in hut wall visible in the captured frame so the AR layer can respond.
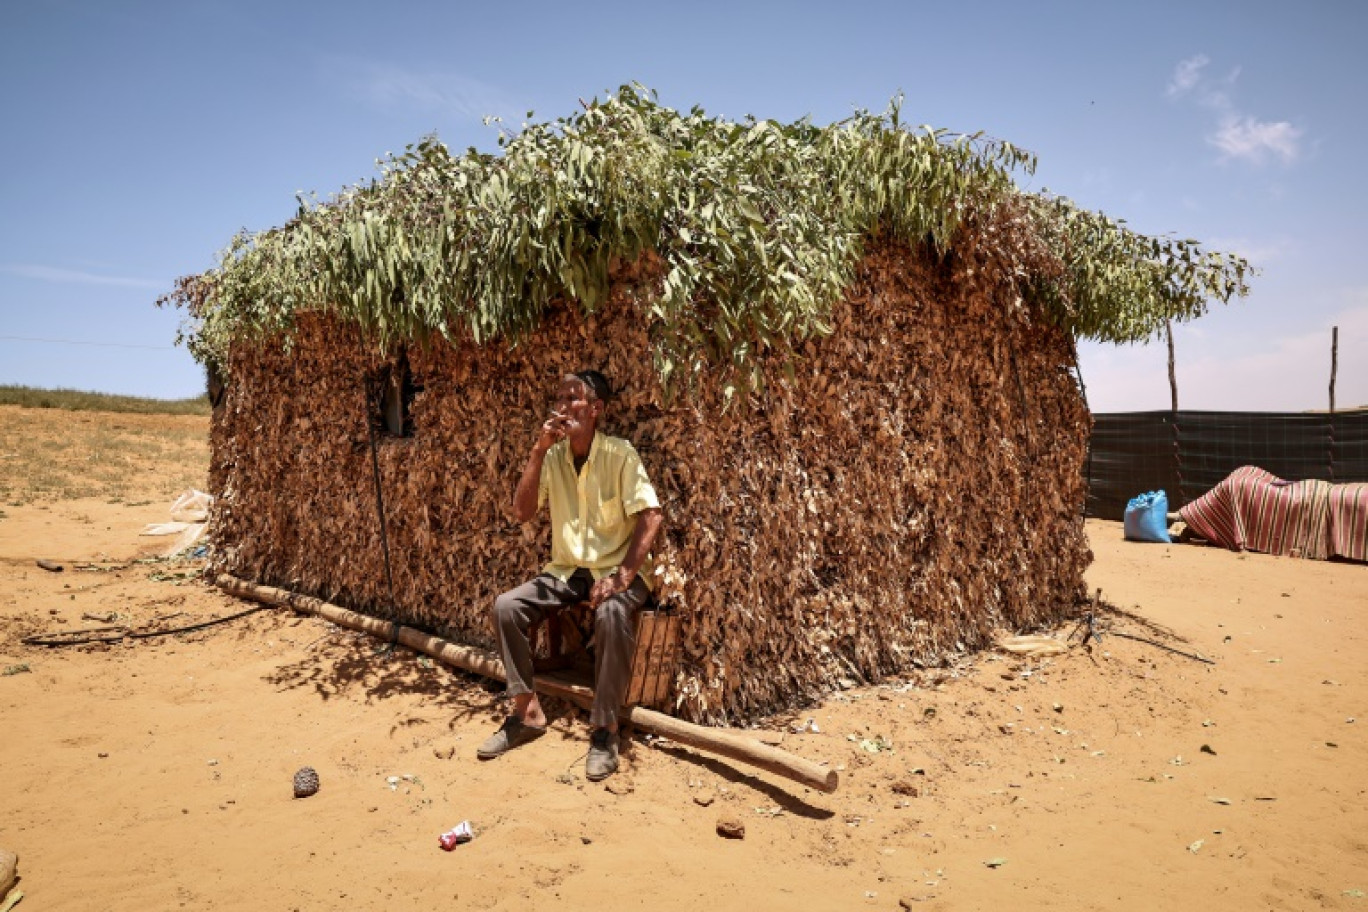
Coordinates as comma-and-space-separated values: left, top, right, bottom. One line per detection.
207, 241, 1089, 724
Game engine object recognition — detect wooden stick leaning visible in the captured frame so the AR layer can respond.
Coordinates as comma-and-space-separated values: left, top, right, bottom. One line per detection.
215, 574, 839, 793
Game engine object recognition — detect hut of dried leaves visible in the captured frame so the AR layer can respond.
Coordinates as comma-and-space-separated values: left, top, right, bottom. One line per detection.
162, 87, 1250, 723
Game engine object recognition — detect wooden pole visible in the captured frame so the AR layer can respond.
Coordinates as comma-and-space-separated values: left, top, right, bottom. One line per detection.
1166, 320, 1178, 412
1330, 326, 1338, 414
1330, 325, 1339, 483
215, 574, 839, 793
1166, 320, 1182, 506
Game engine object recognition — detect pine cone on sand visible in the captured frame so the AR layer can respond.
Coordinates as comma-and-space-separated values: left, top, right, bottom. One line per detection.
292, 767, 320, 798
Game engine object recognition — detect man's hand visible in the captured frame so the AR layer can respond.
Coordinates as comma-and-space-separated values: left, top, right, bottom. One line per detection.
589, 567, 634, 607
512, 411, 567, 523
588, 508, 661, 605
535, 409, 569, 453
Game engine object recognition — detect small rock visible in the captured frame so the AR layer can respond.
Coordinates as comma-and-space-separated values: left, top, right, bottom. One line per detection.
292, 766, 320, 798
878, 691, 894, 702
604, 778, 634, 796
37, 559, 63, 572
1200, 744, 1217, 756
716, 815, 746, 839
890, 779, 921, 797
1052, 702, 1064, 713
433, 745, 456, 760
97, 752, 109, 759
580, 836, 592, 845
693, 790, 716, 807
899, 895, 933, 908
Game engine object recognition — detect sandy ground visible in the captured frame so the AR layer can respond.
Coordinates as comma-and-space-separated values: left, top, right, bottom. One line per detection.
2, 410, 1366, 911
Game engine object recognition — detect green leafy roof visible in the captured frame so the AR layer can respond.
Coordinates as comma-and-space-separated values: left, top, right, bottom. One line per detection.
161, 85, 1250, 391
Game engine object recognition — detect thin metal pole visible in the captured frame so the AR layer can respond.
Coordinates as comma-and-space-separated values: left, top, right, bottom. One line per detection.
359, 347, 400, 648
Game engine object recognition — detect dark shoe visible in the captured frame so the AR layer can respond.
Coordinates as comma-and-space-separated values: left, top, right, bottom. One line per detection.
585, 728, 619, 781
476, 716, 546, 759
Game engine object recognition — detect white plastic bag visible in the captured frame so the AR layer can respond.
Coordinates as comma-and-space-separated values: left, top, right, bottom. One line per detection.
169, 489, 213, 523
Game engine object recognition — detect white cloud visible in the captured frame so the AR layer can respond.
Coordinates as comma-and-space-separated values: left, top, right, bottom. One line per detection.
322, 58, 523, 121
1209, 115, 1303, 165
0, 263, 165, 289
1165, 55, 1302, 166
1166, 54, 1209, 98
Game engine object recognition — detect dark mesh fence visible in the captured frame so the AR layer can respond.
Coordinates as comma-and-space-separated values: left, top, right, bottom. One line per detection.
1085, 410, 1368, 519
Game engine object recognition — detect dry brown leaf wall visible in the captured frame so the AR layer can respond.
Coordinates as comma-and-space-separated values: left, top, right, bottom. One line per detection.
207, 243, 1090, 723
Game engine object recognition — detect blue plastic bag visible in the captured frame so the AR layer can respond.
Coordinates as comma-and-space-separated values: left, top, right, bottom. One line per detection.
1123, 490, 1172, 543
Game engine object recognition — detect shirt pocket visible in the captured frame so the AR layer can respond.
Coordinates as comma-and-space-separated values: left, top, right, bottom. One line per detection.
594, 495, 626, 532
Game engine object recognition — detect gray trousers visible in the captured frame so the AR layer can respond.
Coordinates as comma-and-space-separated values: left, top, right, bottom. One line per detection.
492, 569, 651, 729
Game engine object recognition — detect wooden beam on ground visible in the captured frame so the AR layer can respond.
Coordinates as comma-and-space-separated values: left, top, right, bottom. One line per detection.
215, 574, 839, 793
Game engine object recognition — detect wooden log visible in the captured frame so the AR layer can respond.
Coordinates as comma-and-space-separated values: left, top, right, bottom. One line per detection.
622, 705, 838, 793
214, 574, 838, 793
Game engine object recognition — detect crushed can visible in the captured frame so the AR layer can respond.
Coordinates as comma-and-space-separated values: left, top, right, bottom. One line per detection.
438, 820, 474, 850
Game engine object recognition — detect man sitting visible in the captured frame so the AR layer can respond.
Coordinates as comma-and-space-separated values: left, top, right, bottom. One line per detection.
478, 370, 664, 781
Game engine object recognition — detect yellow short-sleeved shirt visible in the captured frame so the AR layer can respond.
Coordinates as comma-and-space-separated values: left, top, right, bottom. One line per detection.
538, 432, 660, 588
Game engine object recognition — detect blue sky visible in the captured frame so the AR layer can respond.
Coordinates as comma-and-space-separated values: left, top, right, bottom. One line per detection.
1, 0, 1363, 411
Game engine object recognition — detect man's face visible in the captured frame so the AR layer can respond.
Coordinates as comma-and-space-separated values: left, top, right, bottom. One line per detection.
553, 377, 602, 434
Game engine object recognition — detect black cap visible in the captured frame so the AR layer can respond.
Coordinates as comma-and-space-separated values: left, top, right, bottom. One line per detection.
574, 369, 613, 402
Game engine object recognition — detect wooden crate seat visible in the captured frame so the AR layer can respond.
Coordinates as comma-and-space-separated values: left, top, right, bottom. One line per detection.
529, 599, 681, 709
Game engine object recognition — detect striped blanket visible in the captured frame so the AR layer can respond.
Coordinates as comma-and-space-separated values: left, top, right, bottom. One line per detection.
1179, 466, 1368, 562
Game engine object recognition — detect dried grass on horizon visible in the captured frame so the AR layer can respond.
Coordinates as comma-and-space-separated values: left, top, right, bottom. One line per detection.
0, 385, 210, 416
0, 404, 208, 507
